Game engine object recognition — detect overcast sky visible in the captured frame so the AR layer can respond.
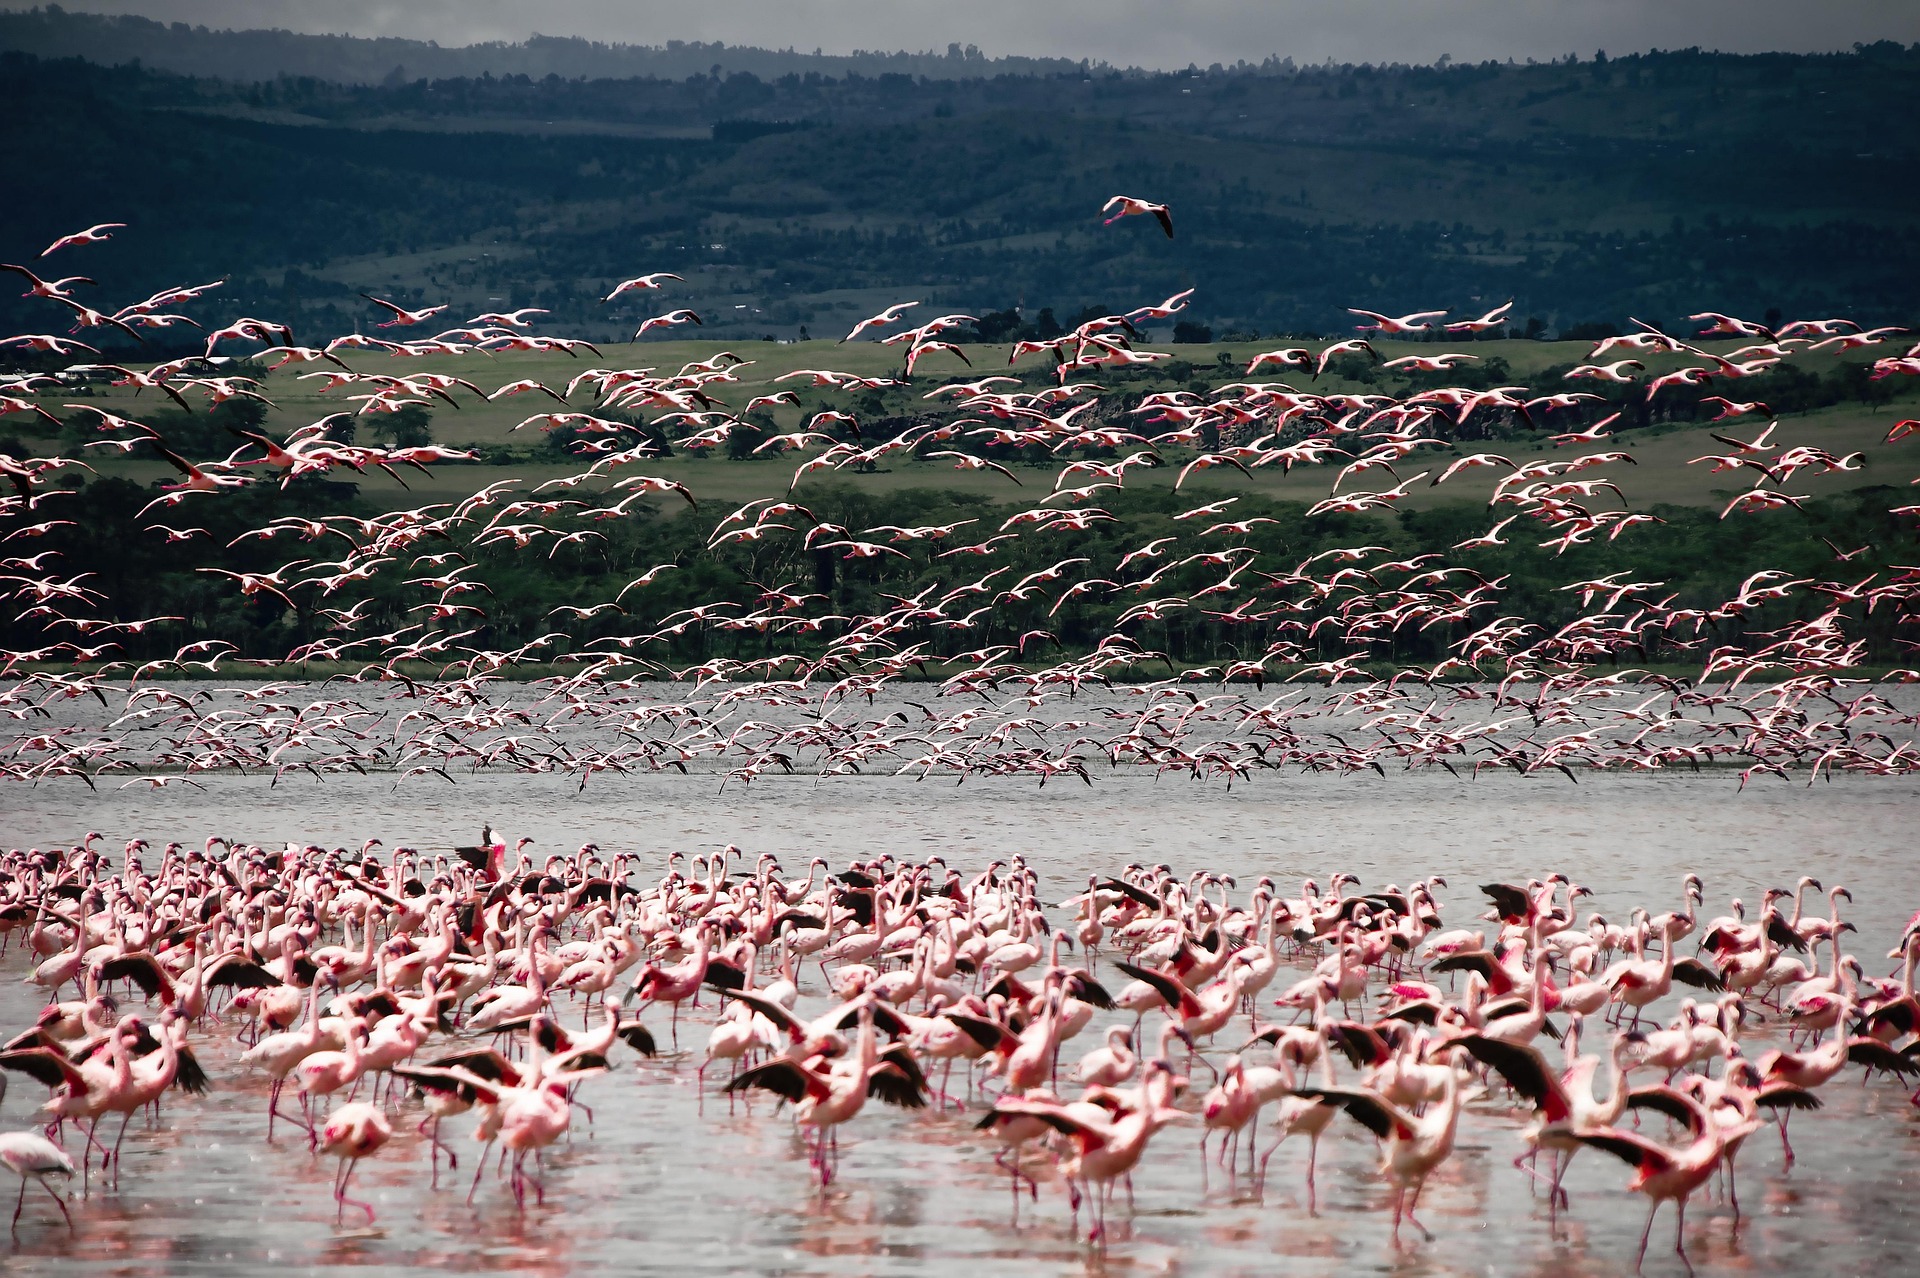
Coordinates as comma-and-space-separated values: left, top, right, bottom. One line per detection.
29, 1, 1920, 68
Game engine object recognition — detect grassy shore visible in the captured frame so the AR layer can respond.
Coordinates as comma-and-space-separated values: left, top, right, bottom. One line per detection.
23, 338, 1916, 517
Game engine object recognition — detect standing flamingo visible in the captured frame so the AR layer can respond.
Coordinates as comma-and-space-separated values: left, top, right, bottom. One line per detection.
0, 1131, 75, 1235
1294, 1066, 1471, 1248
317, 1101, 392, 1223
1572, 1094, 1761, 1270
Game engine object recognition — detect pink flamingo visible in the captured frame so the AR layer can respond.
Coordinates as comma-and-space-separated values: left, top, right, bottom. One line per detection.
317, 1101, 392, 1223
0, 1131, 74, 1235
1573, 1093, 1761, 1270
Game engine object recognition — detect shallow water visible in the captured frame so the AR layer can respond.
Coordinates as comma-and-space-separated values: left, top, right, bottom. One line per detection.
2, 768, 1919, 1275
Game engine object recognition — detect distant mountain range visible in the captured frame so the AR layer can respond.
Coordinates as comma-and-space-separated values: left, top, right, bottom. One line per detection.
0, 6, 1101, 83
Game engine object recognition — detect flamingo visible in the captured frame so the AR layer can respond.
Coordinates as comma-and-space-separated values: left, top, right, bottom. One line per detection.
990, 1062, 1191, 1242
317, 1101, 392, 1223
0, 1131, 74, 1235
726, 1004, 928, 1184
1573, 1095, 1762, 1270
1100, 196, 1173, 238
237, 976, 329, 1139
1453, 1019, 1637, 1211
1293, 1066, 1471, 1248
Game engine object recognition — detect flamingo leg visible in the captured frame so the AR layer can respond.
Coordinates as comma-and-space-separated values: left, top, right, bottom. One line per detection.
1254, 1135, 1279, 1201
43, 1180, 73, 1233
421, 1115, 457, 1187
1306, 1133, 1320, 1214
1548, 1149, 1571, 1213
423, 1117, 441, 1189
1404, 1176, 1433, 1241
996, 1149, 1020, 1222
332, 1155, 376, 1223
467, 1140, 495, 1204
1515, 1148, 1556, 1196
111, 1111, 135, 1187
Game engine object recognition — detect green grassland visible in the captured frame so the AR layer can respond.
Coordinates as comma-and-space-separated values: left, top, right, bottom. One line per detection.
29, 337, 1917, 516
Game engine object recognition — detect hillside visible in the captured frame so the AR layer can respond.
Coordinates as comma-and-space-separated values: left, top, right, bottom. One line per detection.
1, 19, 1918, 346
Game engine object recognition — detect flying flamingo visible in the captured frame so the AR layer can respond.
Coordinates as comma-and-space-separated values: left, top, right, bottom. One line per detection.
602, 272, 684, 302
359, 294, 449, 327
1100, 196, 1173, 237
41, 223, 124, 256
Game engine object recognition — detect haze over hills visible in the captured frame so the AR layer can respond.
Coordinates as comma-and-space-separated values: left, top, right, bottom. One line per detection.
0, 6, 1096, 82
1, 8, 1917, 346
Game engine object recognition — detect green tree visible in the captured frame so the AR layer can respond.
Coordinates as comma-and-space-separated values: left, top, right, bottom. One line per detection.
369, 403, 433, 449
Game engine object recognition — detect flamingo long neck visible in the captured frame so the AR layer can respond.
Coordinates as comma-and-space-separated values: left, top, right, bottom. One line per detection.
1157, 1021, 1182, 1065
299, 978, 325, 1041
153, 1020, 180, 1084
1602, 1037, 1631, 1107
1313, 1025, 1336, 1085
528, 934, 550, 998
186, 933, 206, 1002
109, 1026, 134, 1089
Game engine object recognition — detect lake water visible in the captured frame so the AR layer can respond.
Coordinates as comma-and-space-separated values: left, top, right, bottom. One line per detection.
2, 765, 1918, 1275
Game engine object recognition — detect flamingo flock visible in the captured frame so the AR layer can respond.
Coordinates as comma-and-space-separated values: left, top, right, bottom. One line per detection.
0, 209, 1915, 795
0, 205, 1916, 1262
0, 832, 1914, 1266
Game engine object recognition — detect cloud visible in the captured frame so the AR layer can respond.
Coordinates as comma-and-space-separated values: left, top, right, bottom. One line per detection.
27, 0, 1920, 69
